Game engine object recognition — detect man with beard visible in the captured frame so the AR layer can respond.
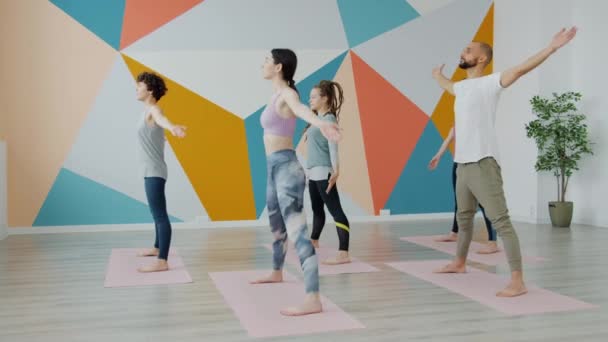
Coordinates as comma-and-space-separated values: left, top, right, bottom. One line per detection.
431, 27, 577, 297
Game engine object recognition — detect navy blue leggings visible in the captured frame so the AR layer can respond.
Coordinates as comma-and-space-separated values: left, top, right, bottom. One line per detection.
144, 177, 172, 260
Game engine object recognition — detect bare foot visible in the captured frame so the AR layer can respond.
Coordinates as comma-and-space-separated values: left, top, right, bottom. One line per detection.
137, 248, 159, 257
249, 270, 283, 284
322, 251, 351, 265
280, 293, 323, 316
477, 242, 500, 254
496, 281, 528, 297
137, 259, 169, 273
435, 232, 458, 242
311, 240, 320, 248
433, 261, 466, 273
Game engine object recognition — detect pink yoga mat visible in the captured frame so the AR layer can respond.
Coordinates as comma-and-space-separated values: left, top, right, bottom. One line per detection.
209, 270, 364, 338
104, 248, 192, 287
387, 260, 597, 316
263, 244, 379, 275
400, 235, 546, 266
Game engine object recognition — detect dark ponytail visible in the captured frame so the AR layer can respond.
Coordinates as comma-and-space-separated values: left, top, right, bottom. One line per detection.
271, 49, 298, 94
287, 79, 297, 92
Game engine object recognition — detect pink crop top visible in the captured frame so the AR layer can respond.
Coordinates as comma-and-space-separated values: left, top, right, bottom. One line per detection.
260, 92, 296, 137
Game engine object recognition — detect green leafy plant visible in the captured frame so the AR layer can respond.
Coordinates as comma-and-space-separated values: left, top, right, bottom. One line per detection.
525, 92, 593, 202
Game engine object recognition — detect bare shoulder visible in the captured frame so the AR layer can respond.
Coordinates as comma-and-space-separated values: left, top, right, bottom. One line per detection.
279, 87, 299, 101
149, 105, 164, 115
146, 105, 166, 128
149, 105, 168, 122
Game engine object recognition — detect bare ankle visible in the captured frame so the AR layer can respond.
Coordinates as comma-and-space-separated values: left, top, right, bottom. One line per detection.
511, 271, 524, 283
453, 258, 466, 267
307, 292, 321, 301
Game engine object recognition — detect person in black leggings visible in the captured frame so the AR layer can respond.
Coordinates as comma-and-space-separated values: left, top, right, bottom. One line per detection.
303, 80, 351, 264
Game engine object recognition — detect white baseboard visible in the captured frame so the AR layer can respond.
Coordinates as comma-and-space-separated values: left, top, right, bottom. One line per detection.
7, 212, 603, 236
8, 212, 455, 235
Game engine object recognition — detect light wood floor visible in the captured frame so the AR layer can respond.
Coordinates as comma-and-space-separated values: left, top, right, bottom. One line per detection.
1, 219, 607, 341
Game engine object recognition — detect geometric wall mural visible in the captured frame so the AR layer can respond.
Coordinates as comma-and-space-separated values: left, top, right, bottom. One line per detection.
7, 0, 494, 226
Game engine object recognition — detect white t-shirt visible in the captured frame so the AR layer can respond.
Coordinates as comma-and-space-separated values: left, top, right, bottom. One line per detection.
453, 72, 505, 165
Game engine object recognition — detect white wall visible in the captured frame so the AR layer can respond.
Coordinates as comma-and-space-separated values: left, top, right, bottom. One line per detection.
567, 0, 608, 227
535, 0, 574, 223
495, 0, 607, 227
494, 0, 542, 223
0, 140, 7, 240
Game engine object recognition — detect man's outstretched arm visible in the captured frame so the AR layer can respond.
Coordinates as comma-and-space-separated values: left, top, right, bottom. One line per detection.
500, 27, 577, 88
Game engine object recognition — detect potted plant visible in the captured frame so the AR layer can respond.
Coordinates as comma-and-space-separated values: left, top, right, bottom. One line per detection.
525, 92, 593, 227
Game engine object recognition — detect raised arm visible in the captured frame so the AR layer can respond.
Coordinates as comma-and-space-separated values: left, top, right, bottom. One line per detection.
149, 106, 186, 138
501, 27, 577, 88
432, 64, 455, 95
280, 88, 341, 142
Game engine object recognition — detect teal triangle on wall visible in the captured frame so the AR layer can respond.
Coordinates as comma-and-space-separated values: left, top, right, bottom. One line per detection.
244, 107, 267, 218
50, 0, 126, 50
337, 0, 419, 48
385, 121, 454, 214
34, 168, 181, 226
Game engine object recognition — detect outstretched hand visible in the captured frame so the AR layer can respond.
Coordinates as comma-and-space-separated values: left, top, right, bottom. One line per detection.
432, 64, 445, 79
170, 125, 187, 138
549, 27, 577, 51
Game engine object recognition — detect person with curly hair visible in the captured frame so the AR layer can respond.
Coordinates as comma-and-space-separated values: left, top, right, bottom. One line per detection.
134, 71, 187, 273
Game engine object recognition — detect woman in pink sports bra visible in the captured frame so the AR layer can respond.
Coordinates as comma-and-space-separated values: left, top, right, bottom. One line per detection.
249, 48, 341, 317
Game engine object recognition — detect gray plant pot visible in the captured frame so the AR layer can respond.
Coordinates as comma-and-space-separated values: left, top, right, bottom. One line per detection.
548, 201, 573, 227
